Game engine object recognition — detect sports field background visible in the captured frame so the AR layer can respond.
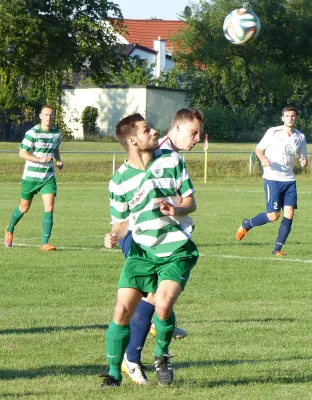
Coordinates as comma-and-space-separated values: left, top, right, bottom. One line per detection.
2, 143, 312, 399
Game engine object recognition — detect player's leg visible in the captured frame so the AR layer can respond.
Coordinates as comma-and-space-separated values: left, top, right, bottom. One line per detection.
126, 293, 155, 362
4, 180, 34, 247
102, 250, 157, 387
272, 182, 297, 255
104, 287, 143, 386
122, 294, 154, 384
153, 241, 198, 385
40, 179, 57, 251
153, 280, 180, 386
236, 179, 279, 241
120, 231, 155, 365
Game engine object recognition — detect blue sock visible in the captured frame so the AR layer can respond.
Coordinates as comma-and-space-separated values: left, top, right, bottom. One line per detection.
127, 300, 155, 363
273, 217, 292, 253
248, 213, 270, 229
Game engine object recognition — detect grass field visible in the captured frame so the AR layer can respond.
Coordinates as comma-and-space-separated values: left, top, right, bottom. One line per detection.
2, 143, 312, 399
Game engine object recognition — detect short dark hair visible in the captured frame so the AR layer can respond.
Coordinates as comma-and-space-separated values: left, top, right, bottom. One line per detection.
282, 105, 297, 116
116, 113, 145, 149
170, 108, 204, 128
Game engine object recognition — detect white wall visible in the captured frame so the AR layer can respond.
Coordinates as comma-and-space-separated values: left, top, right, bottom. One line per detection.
62, 86, 147, 138
61, 85, 186, 138
146, 88, 187, 133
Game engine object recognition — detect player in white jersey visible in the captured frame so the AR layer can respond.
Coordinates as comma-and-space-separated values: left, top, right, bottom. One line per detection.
4, 105, 63, 251
101, 113, 199, 388
236, 105, 308, 255
117, 109, 203, 385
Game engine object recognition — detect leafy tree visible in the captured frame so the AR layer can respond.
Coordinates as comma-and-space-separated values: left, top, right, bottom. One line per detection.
0, 0, 124, 80
107, 56, 156, 85
0, 0, 125, 115
172, 0, 312, 130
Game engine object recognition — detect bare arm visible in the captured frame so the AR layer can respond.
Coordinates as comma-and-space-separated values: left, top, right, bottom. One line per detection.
54, 148, 63, 170
19, 149, 52, 163
104, 221, 129, 248
159, 193, 196, 217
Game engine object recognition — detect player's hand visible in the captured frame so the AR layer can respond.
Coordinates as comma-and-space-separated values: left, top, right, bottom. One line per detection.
40, 155, 53, 163
261, 158, 270, 167
299, 154, 307, 167
104, 232, 117, 248
159, 199, 176, 216
56, 161, 63, 170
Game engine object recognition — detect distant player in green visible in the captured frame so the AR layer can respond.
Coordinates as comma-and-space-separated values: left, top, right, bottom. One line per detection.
4, 105, 63, 251
101, 113, 198, 387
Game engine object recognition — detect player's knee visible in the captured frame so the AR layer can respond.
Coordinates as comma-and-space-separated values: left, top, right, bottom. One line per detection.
19, 205, 30, 214
267, 212, 280, 222
113, 302, 133, 325
155, 302, 173, 320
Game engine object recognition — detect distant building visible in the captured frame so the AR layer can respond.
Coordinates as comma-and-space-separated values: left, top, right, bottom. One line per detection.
113, 19, 185, 78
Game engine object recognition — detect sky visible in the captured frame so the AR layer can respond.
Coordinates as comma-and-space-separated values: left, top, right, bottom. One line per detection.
112, 0, 200, 20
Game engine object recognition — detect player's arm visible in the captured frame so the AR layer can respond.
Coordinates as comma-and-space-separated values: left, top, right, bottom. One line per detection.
54, 148, 63, 170
255, 148, 270, 167
159, 193, 196, 217
104, 221, 129, 248
19, 149, 52, 163
298, 138, 308, 168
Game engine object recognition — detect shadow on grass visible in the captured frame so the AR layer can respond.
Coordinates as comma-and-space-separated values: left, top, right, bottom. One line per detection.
174, 354, 312, 370
197, 240, 311, 248
0, 324, 108, 335
3, 357, 312, 384
1, 364, 105, 380
198, 373, 312, 388
0, 392, 49, 398
209, 317, 295, 324
191, 317, 296, 325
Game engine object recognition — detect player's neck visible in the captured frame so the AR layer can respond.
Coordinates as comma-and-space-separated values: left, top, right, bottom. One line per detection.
166, 131, 179, 151
127, 150, 153, 170
40, 123, 52, 132
283, 125, 294, 136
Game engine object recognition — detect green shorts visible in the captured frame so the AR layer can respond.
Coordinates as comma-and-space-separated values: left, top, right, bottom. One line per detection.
21, 178, 57, 200
118, 240, 199, 294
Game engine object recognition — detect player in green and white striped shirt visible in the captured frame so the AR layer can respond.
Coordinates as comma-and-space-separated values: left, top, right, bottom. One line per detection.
101, 113, 199, 388
4, 105, 63, 251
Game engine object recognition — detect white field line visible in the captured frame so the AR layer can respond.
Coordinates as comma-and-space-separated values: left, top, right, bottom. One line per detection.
10, 243, 312, 263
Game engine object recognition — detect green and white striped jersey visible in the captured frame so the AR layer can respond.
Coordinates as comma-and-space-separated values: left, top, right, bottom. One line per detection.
109, 149, 195, 257
19, 124, 61, 181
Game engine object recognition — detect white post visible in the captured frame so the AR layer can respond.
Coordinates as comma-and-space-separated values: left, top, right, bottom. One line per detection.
249, 152, 252, 174
112, 153, 116, 175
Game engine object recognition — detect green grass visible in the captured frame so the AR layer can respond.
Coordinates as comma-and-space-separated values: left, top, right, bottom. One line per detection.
1, 141, 312, 183
2, 145, 312, 399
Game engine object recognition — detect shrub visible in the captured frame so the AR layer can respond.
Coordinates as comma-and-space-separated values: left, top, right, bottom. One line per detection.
81, 106, 99, 136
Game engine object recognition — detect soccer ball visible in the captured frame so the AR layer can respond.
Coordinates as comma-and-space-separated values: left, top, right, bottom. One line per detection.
223, 8, 261, 45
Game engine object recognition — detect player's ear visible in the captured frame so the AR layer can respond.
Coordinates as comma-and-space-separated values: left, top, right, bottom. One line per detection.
126, 135, 137, 146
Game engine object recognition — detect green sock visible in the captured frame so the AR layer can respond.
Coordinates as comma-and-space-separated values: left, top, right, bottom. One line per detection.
153, 311, 176, 357
106, 322, 130, 381
42, 212, 53, 244
7, 207, 24, 233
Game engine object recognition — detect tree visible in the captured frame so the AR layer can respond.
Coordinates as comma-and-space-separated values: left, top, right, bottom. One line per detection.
172, 0, 312, 126
0, 0, 124, 80
0, 0, 125, 115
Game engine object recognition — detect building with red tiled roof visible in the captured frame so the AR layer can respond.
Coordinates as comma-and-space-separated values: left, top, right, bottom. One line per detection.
120, 19, 185, 55
111, 18, 186, 78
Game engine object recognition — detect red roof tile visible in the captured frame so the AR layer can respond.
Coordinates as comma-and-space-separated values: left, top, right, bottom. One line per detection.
121, 19, 185, 54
